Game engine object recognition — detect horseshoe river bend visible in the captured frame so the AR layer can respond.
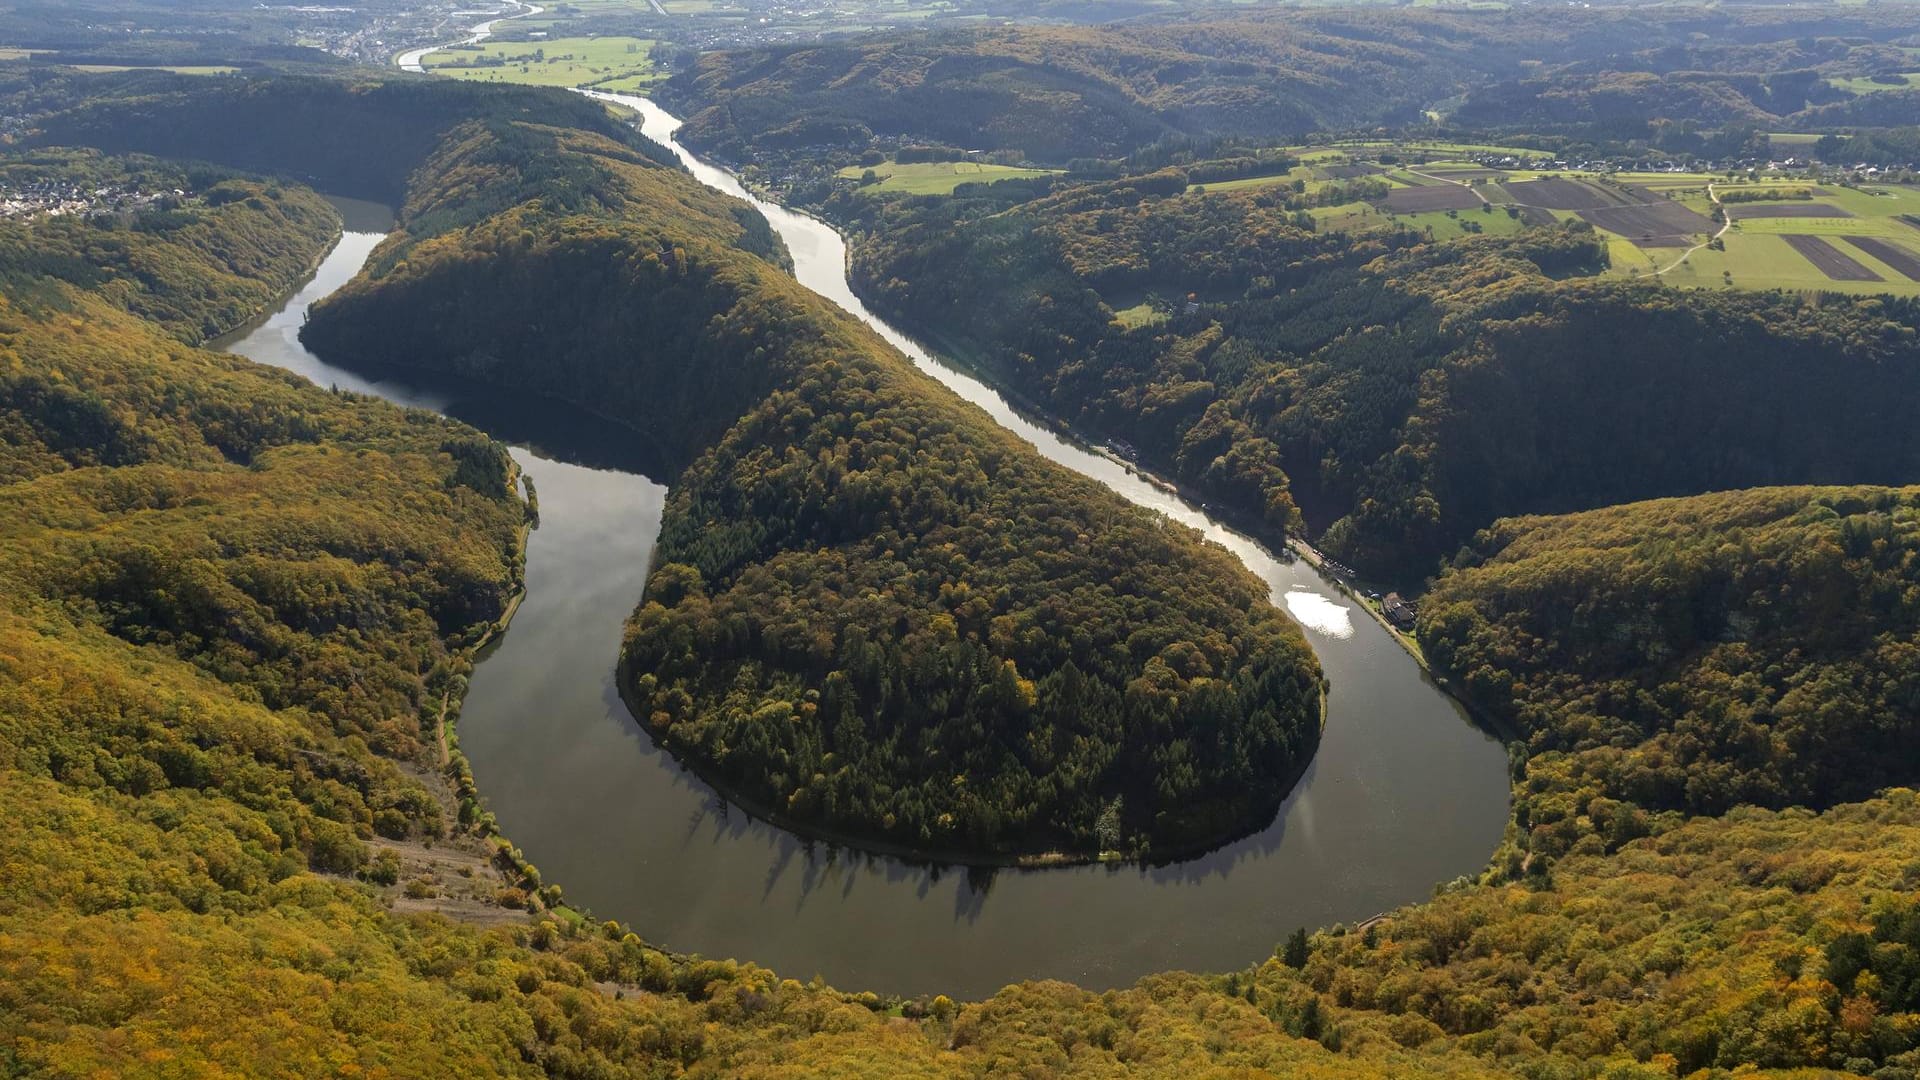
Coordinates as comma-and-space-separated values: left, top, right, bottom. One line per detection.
218, 96, 1510, 1000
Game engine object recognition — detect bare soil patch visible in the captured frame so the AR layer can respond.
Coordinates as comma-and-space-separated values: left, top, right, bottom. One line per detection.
1842, 236, 1920, 281
1580, 202, 1715, 247
371, 834, 531, 924
1502, 177, 1627, 210
1782, 234, 1884, 281
1378, 184, 1483, 212
1728, 203, 1854, 219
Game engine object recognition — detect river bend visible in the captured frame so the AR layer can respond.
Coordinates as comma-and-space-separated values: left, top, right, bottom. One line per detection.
223, 99, 1509, 998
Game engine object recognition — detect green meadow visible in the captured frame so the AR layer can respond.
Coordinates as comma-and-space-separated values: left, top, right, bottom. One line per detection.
837, 160, 1059, 195
421, 36, 660, 92
1829, 73, 1920, 93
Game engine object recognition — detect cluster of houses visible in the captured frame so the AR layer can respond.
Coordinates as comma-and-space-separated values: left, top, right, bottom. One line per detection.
1323, 561, 1418, 632
1443, 149, 1916, 183
0, 182, 187, 220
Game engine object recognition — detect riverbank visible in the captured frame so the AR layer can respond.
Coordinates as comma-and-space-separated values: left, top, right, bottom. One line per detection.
206, 223, 341, 349
817, 193, 1487, 697
214, 220, 565, 921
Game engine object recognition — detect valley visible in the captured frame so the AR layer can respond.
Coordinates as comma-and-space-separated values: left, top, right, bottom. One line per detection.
4, 1, 1920, 1075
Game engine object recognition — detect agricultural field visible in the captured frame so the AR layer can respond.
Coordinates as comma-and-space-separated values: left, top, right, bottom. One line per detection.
1647, 231, 1913, 293
1378, 183, 1482, 212
1318, 139, 1548, 158
1620, 183, 1920, 294
836, 160, 1059, 195
1267, 146, 1920, 295
1417, 166, 1508, 181
1580, 200, 1714, 246
1312, 199, 1527, 241
1500, 176, 1629, 210
1309, 200, 1395, 232
420, 36, 661, 92
1315, 163, 1383, 180
1190, 167, 1318, 194
1725, 202, 1853, 219
0, 48, 234, 75
1781, 233, 1884, 281
1829, 72, 1920, 94
1390, 205, 1529, 240
1843, 235, 1920, 279
1380, 168, 1438, 186
1682, 184, 1920, 291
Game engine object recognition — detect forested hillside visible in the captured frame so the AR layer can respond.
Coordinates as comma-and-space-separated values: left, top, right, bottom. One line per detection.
1421, 485, 1920, 853
659, 14, 1521, 163
32, 73, 675, 206
295, 109, 1322, 860
0, 149, 337, 342
660, 6, 1920, 165
32, 70, 1330, 859
851, 172, 1920, 580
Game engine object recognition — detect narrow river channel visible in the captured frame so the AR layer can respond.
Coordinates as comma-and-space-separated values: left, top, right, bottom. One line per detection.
225, 100, 1509, 999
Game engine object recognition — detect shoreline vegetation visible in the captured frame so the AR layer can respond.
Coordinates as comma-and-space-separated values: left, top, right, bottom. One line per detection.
205, 208, 565, 918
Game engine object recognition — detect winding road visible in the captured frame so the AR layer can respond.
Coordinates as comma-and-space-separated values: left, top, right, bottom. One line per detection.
1655, 182, 1730, 276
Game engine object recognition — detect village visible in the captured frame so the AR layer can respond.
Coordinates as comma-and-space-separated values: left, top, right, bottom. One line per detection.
0, 180, 189, 220
1442, 147, 1919, 184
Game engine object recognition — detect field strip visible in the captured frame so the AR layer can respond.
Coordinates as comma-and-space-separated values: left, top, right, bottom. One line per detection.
1842, 236, 1920, 281
1782, 233, 1884, 282
1402, 166, 1491, 206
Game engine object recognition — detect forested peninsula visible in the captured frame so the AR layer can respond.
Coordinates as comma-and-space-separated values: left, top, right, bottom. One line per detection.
55, 75, 1327, 862
308, 108, 1323, 862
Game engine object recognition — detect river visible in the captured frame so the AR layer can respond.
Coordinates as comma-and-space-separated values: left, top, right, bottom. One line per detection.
394, 1, 544, 73
223, 99, 1509, 999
